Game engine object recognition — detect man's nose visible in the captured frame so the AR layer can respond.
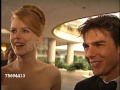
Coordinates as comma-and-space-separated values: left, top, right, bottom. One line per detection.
85, 46, 97, 59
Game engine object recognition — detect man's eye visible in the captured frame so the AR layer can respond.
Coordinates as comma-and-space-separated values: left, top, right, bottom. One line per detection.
83, 43, 89, 49
96, 43, 103, 47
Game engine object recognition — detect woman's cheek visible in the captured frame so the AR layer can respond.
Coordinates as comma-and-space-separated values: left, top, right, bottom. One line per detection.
26, 41, 36, 51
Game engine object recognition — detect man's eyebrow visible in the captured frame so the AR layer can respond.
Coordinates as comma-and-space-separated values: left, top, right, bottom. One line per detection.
92, 40, 106, 44
83, 40, 106, 45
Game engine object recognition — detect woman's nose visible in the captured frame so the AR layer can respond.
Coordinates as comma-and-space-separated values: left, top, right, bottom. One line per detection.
14, 32, 22, 39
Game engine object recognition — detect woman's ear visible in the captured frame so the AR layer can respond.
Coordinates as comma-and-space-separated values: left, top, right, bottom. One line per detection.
118, 46, 120, 55
37, 36, 42, 42
117, 46, 120, 55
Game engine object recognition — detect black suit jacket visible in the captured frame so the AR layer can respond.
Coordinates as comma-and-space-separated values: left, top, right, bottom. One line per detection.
74, 76, 100, 90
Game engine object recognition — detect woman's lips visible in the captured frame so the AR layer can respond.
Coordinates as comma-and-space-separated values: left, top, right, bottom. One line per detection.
14, 42, 25, 47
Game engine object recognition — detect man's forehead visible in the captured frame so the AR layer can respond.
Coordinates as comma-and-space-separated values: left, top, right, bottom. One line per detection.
83, 29, 111, 44
84, 28, 111, 36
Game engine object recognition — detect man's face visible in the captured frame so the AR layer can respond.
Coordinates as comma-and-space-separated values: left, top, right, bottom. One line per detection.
83, 29, 119, 77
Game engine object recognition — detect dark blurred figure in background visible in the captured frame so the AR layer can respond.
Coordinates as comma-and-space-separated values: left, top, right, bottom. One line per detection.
1, 49, 7, 67
1, 47, 16, 67
5, 46, 16, 64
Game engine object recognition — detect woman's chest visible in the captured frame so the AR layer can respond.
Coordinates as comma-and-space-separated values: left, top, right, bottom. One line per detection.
2, 73, 53, 90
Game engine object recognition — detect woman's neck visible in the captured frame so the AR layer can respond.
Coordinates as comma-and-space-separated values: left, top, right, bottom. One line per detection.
13, 53, 38, 71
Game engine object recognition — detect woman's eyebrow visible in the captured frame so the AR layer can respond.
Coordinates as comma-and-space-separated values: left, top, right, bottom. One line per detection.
10, 27, 29, 30
21, 27, 29, 29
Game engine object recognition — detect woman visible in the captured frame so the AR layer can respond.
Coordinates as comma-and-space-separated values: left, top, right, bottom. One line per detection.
1, 4, 61, 90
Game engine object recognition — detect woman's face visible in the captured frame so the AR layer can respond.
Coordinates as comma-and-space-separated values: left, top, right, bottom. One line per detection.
10, 16, 40, 56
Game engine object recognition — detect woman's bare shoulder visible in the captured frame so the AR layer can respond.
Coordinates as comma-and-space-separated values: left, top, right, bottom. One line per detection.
1, 65, 12, 82
1, 64, 13, 76
38, 60, 61, 75
2, 65, 10, 73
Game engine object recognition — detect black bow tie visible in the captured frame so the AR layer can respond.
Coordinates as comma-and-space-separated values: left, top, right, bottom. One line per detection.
99, 78, 117, 90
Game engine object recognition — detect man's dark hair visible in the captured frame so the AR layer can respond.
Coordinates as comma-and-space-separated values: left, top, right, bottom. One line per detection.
78, 15, 120, 47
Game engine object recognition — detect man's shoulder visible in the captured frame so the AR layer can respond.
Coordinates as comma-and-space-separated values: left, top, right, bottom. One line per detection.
74, 76, 99, 90
77, 75, 99, 84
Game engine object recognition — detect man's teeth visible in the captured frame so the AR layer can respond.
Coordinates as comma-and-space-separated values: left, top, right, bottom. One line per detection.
91, 61, 101, 67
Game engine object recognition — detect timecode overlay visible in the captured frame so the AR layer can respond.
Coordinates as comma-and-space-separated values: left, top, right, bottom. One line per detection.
5, 74, 25, 78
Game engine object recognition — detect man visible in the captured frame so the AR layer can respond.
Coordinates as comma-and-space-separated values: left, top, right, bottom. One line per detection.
74, 15, 120, 90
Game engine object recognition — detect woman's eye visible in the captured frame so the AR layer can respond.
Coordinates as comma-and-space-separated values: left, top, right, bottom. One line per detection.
10, 30, 16, 34
23, 29, 30, 33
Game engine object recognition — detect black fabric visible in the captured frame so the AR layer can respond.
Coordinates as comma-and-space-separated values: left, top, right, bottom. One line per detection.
99, 78, 117, 90
74, 76, 117, 90
74, 76, 99, 90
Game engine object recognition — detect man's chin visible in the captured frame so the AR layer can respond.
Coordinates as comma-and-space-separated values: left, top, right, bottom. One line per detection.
92, 70, 101, 76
